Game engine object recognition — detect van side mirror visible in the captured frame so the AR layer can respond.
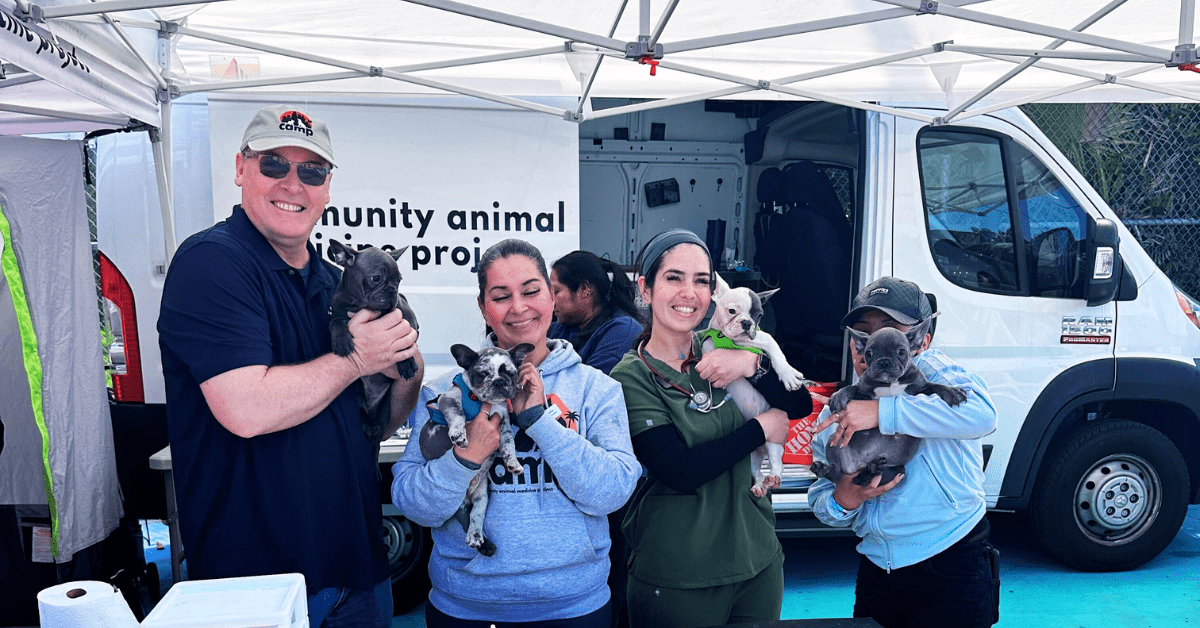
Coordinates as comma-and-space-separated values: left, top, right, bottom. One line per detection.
1085, 218, 1122, 307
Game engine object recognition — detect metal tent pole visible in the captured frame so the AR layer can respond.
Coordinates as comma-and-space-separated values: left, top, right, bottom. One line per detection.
943, 0, 1130, 123
575, 0, 630, 118
664, 0, 992, 54
872, 0, 1170, 60
41, 0, 228, 19
174, 24, 569, 117
400, 0, 625, 53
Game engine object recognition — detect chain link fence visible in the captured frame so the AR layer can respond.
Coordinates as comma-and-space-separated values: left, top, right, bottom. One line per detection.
1022, 103, 1200, 298
86, 141, 118, 385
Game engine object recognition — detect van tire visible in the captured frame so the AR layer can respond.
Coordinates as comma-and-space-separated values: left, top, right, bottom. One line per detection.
1030, 419, 1189, 572
382, 515, 432, 613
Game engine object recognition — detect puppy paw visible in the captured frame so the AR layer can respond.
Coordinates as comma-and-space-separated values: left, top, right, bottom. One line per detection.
809, 460, 830, 480
751, 483, 767, 498
467, 531, 495, 556
448, 428, 469, 449
395, 357, 417, 380
938, 385, 969, 407
331, 331, 355, 358
777, 366, 806, 392
504, 458, 524, 475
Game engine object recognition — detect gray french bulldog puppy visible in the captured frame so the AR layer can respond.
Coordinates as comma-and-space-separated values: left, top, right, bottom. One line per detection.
810, 318, 968, 486
327, 239, 418, 442
417, 342, 535, 556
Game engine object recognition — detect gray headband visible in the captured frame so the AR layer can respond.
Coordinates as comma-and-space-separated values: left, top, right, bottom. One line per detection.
636, 228, 712, 278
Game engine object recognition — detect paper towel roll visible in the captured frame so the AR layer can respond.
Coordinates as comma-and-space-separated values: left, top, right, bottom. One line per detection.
38, 581, 140, 628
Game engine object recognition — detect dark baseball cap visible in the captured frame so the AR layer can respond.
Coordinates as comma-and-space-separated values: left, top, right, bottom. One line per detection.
241, 104, 336, 166
841, 277, 933, 328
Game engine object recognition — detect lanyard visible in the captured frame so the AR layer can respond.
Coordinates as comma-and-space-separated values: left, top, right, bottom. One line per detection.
636, 341, 727, 413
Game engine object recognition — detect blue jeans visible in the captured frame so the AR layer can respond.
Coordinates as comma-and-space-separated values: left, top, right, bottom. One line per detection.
308, 579, 392, 628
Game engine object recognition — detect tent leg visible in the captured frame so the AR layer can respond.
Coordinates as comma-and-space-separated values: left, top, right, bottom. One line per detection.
149, 107, 176, 263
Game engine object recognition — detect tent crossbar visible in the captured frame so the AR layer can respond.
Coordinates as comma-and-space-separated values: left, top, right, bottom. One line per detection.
952, 64, 1165, 122
873, 0, 1170, 60
179, 45, 566, 95
175, 24, 376, 76
579, 44, 940, 121
1116, 76, 1200, 101
176, 71, 362, 95
641, 55, 935, 124
0, 102, 126, 125
41, 0, 227, 19
767, 84, 938, 123
944, 0, 1130, 122
662, 0, 992, 54
399, 0, 626, 53
376, 67, 568, 116
100, 14, 168, 90
585, 85, 751, 121
647, 0, 681, 50
0, 72, 42, 89
941, 44, 1160, 63
175, 24, 566, 116
575, 0, 630, 117
975, 52, 1163, 86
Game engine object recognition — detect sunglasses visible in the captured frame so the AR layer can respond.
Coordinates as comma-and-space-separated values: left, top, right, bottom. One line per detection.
244, 151, 330, 186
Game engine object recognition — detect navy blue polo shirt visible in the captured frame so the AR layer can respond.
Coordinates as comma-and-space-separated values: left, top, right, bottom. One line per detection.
158, 206, 387, 594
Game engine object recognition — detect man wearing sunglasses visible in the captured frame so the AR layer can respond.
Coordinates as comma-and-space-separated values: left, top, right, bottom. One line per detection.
158, 104, 422, 627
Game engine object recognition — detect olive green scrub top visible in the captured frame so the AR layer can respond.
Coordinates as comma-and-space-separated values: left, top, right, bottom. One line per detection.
609, 334, 783, 589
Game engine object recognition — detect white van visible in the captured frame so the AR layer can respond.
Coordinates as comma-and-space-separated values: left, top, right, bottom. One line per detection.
95, 95, 1200, 611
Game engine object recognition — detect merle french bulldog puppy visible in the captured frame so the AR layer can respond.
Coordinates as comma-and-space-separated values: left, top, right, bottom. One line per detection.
327, 239, 418, 442
810, 318, 967, 486
703, 273, 811, 497
417, 342, 535, 556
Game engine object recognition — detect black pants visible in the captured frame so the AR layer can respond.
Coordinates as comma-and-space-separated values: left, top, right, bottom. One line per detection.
853, 519, 1000, 628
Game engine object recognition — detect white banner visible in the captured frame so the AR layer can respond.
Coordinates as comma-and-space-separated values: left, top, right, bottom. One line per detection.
209, 97, 580, 371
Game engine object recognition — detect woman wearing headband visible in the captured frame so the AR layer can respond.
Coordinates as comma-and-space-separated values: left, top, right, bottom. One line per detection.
549, 250, 643, 376
608, 229, 789, 628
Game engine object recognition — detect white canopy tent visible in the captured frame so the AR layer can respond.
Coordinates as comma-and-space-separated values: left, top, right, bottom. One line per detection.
3, 0, 1200, 562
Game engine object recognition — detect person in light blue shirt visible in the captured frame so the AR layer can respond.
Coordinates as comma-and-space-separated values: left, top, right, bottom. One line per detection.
808, 276, 999, 628
391, 239, 640, 628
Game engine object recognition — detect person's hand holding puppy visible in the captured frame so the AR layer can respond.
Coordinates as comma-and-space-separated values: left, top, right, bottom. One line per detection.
345, 309, 418, 379
456, 403, 503, 466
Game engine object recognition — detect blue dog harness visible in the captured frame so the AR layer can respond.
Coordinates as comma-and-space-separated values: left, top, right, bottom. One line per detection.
426, 373, 484, 426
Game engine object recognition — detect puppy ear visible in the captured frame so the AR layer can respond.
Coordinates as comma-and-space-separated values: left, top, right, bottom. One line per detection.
327, 240, 355, 266
509, 343, 536, 366
713, 272, 731, 296
388, 246, 408, 262
847, 327, 870, 355
756, 288, 779, 305
450, 344, 479, 370
905, 318, 932, 352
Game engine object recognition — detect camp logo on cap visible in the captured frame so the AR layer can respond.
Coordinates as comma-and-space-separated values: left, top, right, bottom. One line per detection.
279, 110, 314, 137
869, 287, 889, 296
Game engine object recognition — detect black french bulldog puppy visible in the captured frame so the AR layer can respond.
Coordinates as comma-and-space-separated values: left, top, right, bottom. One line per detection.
811, 318, 968, 486
327, 239, 419, 442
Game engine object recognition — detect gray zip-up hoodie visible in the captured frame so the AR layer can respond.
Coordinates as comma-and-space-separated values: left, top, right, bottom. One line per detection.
391, 338, 640, 621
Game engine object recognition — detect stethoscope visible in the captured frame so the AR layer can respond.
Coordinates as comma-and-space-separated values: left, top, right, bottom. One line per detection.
636, 341, 728, 413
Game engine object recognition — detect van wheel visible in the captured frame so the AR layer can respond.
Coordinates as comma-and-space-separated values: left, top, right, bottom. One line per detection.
382, 515, 431, 613
1030, 419, 1188, 572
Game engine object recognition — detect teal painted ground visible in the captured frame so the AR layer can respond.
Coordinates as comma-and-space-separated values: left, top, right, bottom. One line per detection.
141, 505, 1200, 627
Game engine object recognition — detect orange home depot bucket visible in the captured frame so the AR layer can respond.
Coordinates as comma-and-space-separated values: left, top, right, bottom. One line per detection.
782, 381, 840, 466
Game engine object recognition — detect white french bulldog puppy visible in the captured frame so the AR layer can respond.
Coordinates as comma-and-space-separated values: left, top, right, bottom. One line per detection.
703, 273, 812, 496
417, 342, 534, 556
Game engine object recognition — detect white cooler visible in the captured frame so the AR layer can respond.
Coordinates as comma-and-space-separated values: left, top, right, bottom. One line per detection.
142, 573, 307, 628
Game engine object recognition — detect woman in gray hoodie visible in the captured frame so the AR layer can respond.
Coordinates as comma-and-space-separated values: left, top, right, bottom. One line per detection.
391, 239, 641, 627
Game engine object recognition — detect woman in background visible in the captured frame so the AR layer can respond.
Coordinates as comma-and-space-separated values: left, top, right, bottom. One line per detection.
549, 250, 643, 376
